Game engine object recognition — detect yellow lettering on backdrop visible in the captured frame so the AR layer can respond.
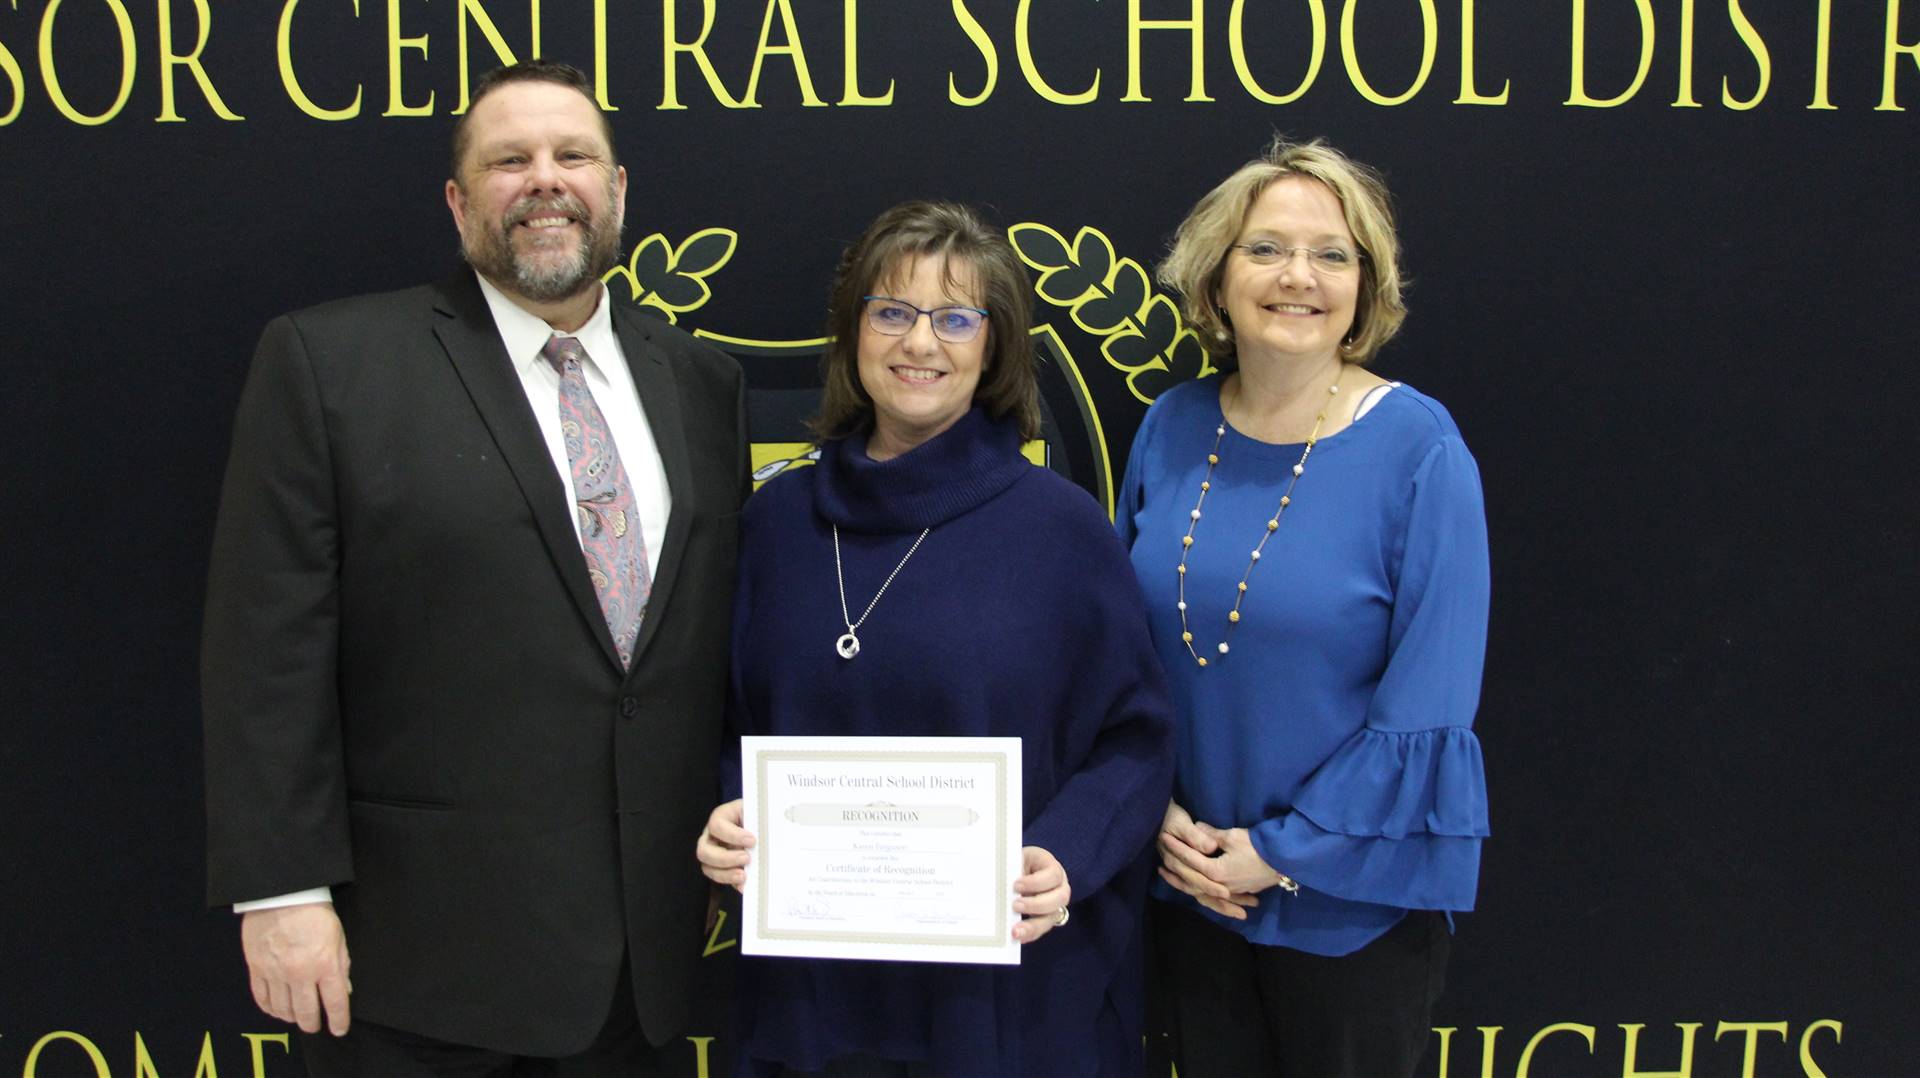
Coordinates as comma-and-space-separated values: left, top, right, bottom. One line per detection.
1620, 1022, 1703, 1078
40, 0, 136, 125
1672, 0, 1700, 106
21, 1031, 110, 1078
2, 0, 25, 126
1722, 0, 1770, 109
132, 1031, 220, 1078
133, 1032, 166, 1078
1515, 1022, 1595, 1078
1712, 1022, 1788, 1078
1476, 1025, 1504, 1078
157, 0, 243, 120
1123, 0, 1211, 102
385, 0, 434, 115
742, 0, 826, 107
660, 0, 745, 109
454, 0, 531, 114
1340, 0, 1437, 106
1433, 1026, 1459, 1078
1455, 0, 1509, 104
244, 1033, 294, 1077
1228, 0, 1324, 104
949, 0, 999, 104
1798, 1020, 1842, 1078
192, 1030, 221, 1078
1433, 1025, 1504, 1078
1879, 0, 1920, 109
1566, 0, 1654, 107
591, 0, 614, 109
687, 1035, 716, 1078
279, 0, 364, 119
1016, 0, 1098, 104
840, 0, 893, 105
1809, 0, 1835, 108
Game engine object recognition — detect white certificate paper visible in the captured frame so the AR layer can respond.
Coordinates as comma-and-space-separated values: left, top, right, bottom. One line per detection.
740, 735, 1023, 965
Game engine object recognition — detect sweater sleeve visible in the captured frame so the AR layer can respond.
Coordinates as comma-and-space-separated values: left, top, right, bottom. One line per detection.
1248, 436, 1491, 911
1023, 511, 1176, 899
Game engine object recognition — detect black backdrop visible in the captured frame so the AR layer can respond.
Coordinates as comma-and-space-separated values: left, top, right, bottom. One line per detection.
4, 2, 1917, 1075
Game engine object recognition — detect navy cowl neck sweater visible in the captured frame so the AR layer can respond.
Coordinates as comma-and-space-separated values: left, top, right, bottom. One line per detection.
723, 406, 1174, 1077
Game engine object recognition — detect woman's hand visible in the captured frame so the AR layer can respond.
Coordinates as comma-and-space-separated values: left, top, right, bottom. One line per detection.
695, 799, 756, 892
1191, 825, 1289, 896
1158, 802, 1276, 921
1157, 800, 1228, 898
1011, 846, 1073, 944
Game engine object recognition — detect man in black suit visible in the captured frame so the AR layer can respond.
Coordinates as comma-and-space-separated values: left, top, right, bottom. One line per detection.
202, 60, 746, 1074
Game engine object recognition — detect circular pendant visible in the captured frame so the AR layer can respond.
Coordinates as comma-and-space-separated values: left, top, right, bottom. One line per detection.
835, 632, 861, 659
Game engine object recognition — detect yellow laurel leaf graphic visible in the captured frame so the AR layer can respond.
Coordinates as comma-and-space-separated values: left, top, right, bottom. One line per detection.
1013, 222, 1217, 404
604, 228, 740, 323
1071, 259, 1151, 337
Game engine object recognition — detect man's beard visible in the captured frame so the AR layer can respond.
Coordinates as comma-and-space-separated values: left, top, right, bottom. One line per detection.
461, 186, 622, 302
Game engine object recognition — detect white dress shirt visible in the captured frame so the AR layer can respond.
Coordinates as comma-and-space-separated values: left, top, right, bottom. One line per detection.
236, 274, 672, 914
478, 274, 672, 577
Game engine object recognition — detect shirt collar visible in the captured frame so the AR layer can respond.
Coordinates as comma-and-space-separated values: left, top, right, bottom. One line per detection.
473, 271, 619, 377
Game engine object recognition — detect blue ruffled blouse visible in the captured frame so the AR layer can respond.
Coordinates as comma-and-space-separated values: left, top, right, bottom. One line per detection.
1117, 378, 1491, 956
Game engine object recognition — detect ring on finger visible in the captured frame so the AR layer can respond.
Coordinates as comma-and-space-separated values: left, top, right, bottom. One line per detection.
1053, 906, 1069, 927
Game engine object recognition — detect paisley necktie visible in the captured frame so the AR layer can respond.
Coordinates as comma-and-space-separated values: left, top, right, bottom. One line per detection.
542, 334, 650, 668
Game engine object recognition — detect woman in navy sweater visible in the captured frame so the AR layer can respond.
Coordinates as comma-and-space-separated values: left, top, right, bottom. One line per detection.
697, 201, 1174, 1077
1118, 139, 1491, 1077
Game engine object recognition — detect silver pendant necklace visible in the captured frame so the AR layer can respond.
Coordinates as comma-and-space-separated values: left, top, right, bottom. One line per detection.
832, 524, 931, 659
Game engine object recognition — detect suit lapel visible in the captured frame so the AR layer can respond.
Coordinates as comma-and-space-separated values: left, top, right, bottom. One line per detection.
611, 304, 694, 674
430, 272, 624, 669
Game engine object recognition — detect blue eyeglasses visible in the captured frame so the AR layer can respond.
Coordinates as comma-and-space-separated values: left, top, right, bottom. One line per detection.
861, 296, 990, 344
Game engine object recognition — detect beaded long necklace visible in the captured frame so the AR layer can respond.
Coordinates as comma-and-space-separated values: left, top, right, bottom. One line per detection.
1175, 373, 1344, 669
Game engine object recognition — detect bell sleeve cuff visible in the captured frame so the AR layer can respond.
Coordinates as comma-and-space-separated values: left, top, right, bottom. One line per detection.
1251, 724, 1489, 911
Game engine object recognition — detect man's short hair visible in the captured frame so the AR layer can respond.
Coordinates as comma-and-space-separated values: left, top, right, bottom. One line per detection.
449, 60, 618, 182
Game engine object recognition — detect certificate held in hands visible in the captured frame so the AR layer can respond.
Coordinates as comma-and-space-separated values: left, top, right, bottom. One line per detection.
740, 735, 1023, 965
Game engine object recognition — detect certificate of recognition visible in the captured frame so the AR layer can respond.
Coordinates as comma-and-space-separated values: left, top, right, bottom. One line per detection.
739, 735, 1023, 965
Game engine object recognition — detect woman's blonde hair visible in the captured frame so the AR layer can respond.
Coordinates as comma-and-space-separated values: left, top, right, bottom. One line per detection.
1158, 137, 1407, 365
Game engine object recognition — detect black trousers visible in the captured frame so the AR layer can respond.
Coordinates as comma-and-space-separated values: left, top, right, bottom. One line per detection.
1149, 902, 1450, 1078
299, 962, 655, 1078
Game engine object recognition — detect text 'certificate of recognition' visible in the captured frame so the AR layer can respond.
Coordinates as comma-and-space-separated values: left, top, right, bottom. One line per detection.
740, 735, 1022, 965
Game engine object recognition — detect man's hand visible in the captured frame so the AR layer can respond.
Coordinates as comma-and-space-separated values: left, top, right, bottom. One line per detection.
240, 903, 352, 1036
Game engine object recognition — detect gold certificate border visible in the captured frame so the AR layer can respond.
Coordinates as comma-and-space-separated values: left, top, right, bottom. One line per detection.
753, 749, 1009, 948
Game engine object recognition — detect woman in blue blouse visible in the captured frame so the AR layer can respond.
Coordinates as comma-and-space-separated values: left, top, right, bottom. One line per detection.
1117, 138, 1490, 1077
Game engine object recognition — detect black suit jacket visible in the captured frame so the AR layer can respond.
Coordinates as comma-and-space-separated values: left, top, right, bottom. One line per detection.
202, 271, 747, 1054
